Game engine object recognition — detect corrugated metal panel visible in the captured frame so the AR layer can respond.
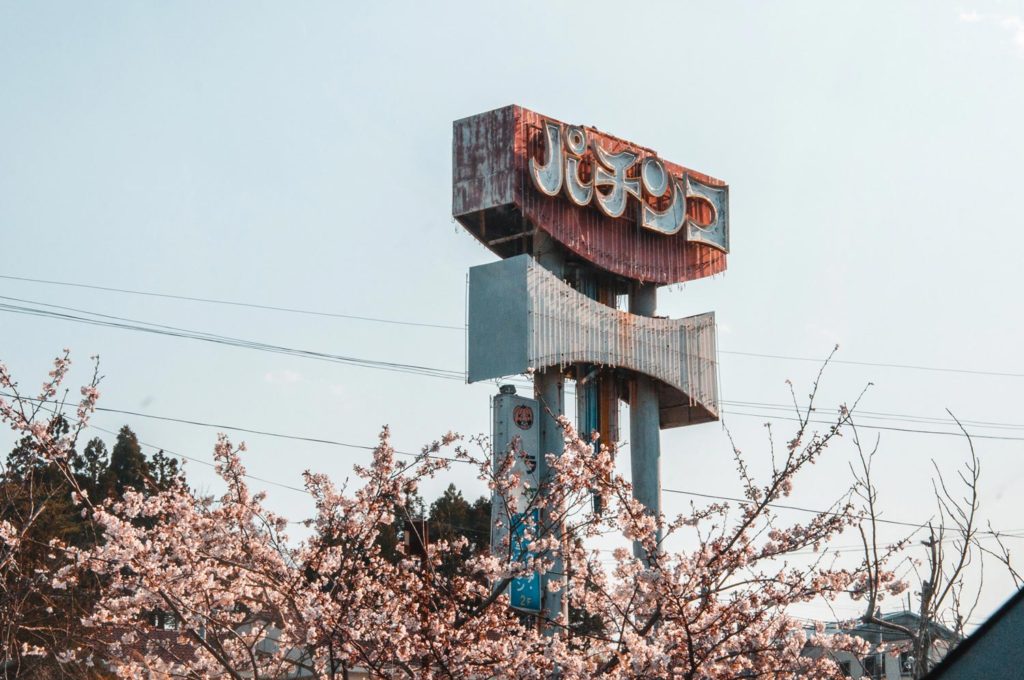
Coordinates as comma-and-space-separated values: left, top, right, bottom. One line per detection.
452, 105, 729, 286
468, 255, 718, 427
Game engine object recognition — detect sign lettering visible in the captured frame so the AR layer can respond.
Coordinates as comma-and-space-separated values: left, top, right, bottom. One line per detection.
529, 120, 729, 253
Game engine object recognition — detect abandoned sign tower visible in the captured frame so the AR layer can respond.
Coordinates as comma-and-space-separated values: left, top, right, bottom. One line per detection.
452, 105, 729, 621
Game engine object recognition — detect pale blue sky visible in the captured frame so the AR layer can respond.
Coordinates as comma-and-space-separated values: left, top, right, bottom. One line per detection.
2, 1, 1023, 625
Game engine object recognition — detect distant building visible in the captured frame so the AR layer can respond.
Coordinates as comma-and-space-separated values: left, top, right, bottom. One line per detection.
804, 611, 959, 679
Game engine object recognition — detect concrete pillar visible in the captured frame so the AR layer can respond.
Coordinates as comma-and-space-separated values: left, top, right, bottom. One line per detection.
629, 282, 662, 562
574, 270, 603, 513
532, 232, 568, 630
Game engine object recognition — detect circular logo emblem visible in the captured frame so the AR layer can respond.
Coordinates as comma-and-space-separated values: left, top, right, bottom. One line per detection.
513, 405, 534, 430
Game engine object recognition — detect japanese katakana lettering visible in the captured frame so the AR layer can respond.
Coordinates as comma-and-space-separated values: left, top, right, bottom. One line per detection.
528, 119, 729, 253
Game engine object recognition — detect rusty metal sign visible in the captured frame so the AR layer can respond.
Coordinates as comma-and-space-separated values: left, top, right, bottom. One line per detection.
453, 105, 730, 286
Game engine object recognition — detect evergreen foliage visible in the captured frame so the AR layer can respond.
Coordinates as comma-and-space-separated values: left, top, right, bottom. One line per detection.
104, 425, 149, 495
1, 423, 179, 678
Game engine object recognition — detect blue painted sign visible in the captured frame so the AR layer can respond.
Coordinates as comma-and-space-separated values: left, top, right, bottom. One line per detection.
491, 392, 543, 613
509, 508, 542, 613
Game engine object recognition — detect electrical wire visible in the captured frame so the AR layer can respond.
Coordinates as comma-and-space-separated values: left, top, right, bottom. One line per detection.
661, 487, 925, 530
6, 296, 1024, 443
719, 349, 1024, 379
2, 395, 460, 495
3, 287, 1023, 529
4, 272, 1023, 379
5, 295, 1024, 441
4, 392, 1020, 539
720, 410, 1024, 442
721, 399, 1024, 432
0, 274, 463, 330
0, 297, 464, 382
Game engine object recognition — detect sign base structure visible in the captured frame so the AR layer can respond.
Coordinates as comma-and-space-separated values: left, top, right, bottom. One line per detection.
490, 391, 544, 614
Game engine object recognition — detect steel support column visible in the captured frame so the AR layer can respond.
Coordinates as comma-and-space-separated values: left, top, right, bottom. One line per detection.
629, 282, 662, 563
533, 232, 568, 631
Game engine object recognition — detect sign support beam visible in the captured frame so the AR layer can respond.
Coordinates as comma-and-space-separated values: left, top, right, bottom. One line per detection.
629, 282, 663, 563
533, 232, 568, 632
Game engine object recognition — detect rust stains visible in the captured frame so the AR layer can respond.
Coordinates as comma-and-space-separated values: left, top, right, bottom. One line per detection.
453, 105, 728, 287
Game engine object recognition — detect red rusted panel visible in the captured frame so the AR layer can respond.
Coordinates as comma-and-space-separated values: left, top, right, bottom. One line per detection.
453, 105, 728, 286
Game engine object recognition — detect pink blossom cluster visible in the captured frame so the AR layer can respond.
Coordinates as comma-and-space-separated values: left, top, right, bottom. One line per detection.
0, 353, 902, 679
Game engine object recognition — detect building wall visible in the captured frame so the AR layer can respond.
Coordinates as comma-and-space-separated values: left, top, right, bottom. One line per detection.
925, 591, 1024, 679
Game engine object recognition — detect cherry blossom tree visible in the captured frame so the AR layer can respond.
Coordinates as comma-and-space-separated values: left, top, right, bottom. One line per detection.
3, 352, 892, 679
0, 350, 107, 678
850, 412, 1012, 679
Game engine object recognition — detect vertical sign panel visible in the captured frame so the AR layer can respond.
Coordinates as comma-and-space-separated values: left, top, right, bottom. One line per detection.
491, 391, 542, 613
509, 508, 542, 612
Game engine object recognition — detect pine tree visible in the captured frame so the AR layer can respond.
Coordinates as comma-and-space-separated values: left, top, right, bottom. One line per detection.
147, 449, 181, 489
104, 425, 149, 495
427, 484, 491, 577
376, 490, 425, 564
74, 437, 109, 498
3, 420, 185, 676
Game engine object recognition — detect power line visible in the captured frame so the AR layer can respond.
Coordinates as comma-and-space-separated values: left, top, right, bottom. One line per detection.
6, 391, 1020, 539
75, 422, 1024, 538
7, 294, 1024, 446
662, 488, 1024, 538
721, 410, 1024, 442
0, 297, 465, 382
92, 406, 382, 452
721, 399, 1024, 432
4, 272, 1023, 380
1, 392, 466, 464
5, 296, 1024, 442
3, 396, 458, 495
85, 415, 1024, 536
60, 420, 312, 496
719, 349, 1024, 379
662, 487, 927, 531
0, 274, 463, 331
